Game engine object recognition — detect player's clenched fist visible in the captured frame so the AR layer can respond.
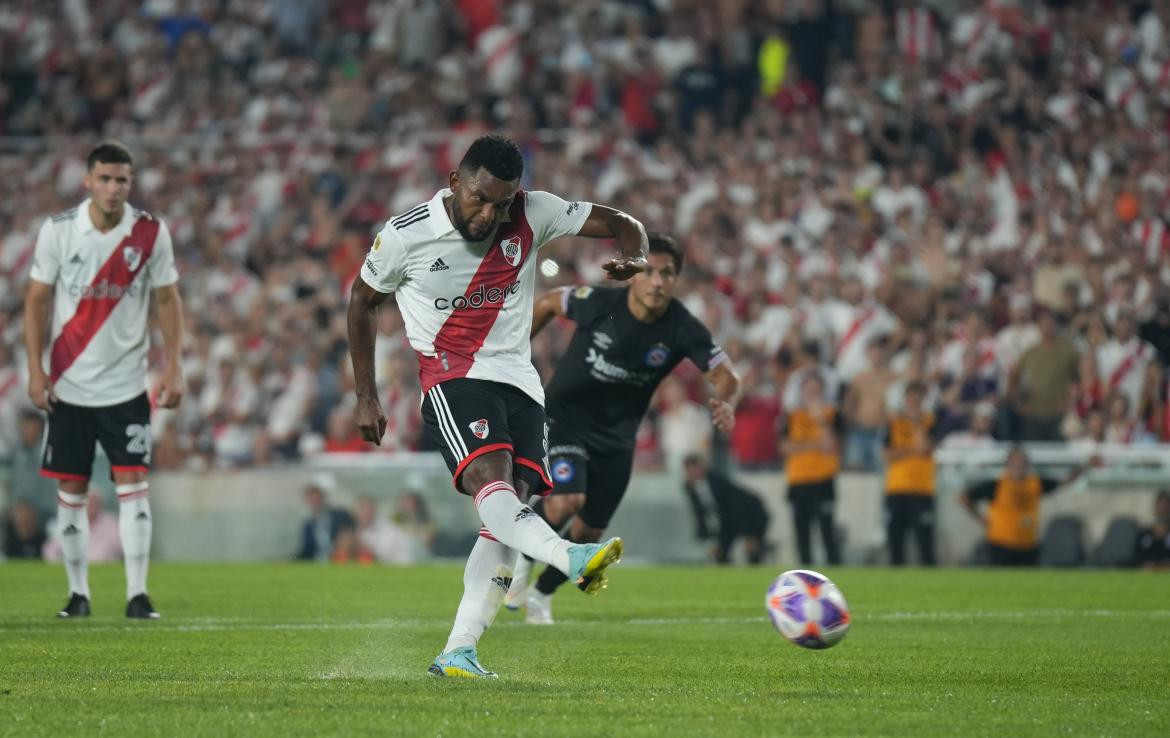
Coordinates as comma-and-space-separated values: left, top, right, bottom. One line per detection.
355, 396, 387, 445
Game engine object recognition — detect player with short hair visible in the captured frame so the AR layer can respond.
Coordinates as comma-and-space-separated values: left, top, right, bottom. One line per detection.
348, 134, 647, 677
24, 140, 185, 619
504, 232, 741, 623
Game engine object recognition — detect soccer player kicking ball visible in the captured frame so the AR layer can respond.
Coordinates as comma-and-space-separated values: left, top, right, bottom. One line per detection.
24, 141, 185, 619
348, 135, 646, 678
505, 233, 742, 624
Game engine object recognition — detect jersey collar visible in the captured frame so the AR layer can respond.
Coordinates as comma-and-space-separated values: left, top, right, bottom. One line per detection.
429, 189, 457, 238
76, 197, 132, 236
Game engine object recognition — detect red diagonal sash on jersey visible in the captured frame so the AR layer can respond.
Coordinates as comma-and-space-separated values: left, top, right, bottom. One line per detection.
417, 194, 533, 393
49, 216, 159, 383
836, 306, 875, 360
1107, 342, 1147, 391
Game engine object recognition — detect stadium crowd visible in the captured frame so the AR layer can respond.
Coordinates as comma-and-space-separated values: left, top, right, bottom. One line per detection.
1, 0, 1170, 499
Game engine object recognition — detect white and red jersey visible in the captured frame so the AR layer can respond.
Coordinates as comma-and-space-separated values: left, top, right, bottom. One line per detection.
29, 199, 179, 407
825, 300, 898, 381
1097, 337, 1155, 415
360, 188, 592, 406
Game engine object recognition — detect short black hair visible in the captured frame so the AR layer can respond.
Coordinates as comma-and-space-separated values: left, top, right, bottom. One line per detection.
648, 232, 684, 272
87, 140, 134, 170
458, 135, 523, 182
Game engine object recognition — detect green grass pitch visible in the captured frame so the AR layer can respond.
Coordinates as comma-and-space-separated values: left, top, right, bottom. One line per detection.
1, 563, 1167, 737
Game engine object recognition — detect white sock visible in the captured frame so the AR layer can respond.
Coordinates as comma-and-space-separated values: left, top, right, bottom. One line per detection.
474, 481, 572, 577
444, 535, 514, 653
117, 482, 152, 600
57, 490, 90, 598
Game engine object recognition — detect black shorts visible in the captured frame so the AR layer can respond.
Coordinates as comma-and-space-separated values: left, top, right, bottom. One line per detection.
41, 393, 152, 482
421, 378, 552, 495
787, 478, 836, 503
546, 423, 634, 530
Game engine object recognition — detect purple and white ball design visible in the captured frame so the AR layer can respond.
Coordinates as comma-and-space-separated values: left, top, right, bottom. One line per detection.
765, 569, 851, 649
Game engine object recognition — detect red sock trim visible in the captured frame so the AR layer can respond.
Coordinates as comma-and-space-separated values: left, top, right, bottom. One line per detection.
474, 480, 515, 507
111, 465, 149, 473
56, 494, 86, 509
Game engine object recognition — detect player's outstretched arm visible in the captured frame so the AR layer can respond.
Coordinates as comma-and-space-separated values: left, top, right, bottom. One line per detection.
347, 279, 391, 445
23, 279, 55, 410
704, 362, 741, 434
531, 287, 570, 338
153, 284, 186, 408
576, 204, 649, 281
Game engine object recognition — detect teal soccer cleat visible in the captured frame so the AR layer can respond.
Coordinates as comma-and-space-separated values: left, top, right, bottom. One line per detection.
427, 646, 498, 679
567, 537, 624, 595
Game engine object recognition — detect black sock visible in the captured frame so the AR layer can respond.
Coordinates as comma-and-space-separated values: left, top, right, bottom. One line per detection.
535, 564, 569, 595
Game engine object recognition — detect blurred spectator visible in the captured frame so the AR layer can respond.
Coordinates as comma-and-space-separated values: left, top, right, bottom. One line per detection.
7, 409, 55, 517
1008, 311, 1080, 441
961, 448, 1087, 566
2, 500, 45, 559
330, 524, 374, 565
0, 0, 1170, 475
781, 373, 841, 566
354, 496, 412, 564
392, 491, 436, 559
937, 346, 998, 436
939, 402, 997, 449
1134, 491, 1170, 571
681, 453, 768, 565
295, 478, 354, 562
43, 490, 121, 563
1140, 296, 1170, 367
842, 338, 896, 471
656, 377, 710, 473
1096, 312, 1156, 418
883, 381, 939, 566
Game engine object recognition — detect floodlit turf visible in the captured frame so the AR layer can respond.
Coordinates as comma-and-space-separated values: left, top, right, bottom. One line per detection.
1, 564, 1167, 737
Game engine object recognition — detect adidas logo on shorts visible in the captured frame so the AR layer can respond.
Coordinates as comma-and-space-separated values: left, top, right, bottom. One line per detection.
429, 258, 449, 272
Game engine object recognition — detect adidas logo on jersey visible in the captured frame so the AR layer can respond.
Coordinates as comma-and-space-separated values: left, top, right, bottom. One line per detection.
69, 254, 83, 264
429, 258, 449, 272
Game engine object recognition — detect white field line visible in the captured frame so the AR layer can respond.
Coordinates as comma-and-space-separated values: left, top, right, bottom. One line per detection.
2, 609, 1170, 635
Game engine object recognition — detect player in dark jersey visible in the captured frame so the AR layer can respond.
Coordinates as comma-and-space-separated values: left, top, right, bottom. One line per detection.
505, 233, 741, 623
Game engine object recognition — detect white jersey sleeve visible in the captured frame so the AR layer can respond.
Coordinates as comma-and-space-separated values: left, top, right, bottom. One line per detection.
360, 225, 409, 294
524, 190, 592, 248
28, 218, 59, 284
146, 219, 179, 287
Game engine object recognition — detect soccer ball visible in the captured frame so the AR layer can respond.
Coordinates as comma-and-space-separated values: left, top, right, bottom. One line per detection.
765, 569, 851, 649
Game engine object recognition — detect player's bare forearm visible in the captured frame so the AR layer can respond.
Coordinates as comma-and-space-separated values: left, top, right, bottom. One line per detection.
578, 205, 648, 259
705, 363, 741, 433
347, 280, 388, 402
531, 288, 568, 338
23, 281, 53, 378
153, 285, 186, 407
153, 285, 185, 370
706, 363, 741, 407
578, 205, 648, 280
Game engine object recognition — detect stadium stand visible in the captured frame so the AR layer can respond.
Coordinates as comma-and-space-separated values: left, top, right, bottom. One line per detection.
3, 0, 1170, 564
